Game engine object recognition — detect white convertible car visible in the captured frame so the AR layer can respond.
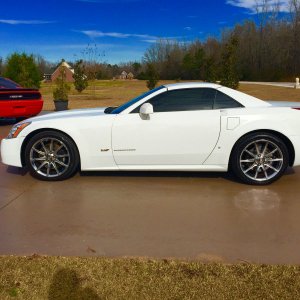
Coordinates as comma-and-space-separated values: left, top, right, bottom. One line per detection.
1, 82, 300, 185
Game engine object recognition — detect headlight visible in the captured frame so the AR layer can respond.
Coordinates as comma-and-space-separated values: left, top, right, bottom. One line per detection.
7, 122, 31, 139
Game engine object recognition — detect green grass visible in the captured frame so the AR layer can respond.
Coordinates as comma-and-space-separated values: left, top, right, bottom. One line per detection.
1, 256, 300, 299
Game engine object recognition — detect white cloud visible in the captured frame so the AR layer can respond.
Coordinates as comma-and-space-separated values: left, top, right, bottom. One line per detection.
75, 30, 187, 45
0, 19, 55, 25
142, 39, 158, 43
184, 26, 192, 30
226, 0, 290, 13
76, 0, 141, 3
76, 30, 158, 40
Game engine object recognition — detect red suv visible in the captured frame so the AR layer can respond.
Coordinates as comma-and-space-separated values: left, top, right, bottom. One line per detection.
0, 77, 43, 121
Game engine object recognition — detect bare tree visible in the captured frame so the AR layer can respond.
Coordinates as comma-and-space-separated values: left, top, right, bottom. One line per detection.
78, 44, 105, 94
290, 0, 300, 75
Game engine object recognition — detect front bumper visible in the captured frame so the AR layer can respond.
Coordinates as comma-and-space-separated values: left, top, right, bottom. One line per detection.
0, 137, 24, 167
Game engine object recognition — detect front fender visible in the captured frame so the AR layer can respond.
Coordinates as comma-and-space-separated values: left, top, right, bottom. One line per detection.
19, 115, 117, 170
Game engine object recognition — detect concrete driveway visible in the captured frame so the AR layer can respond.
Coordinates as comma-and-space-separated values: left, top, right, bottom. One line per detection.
1, 119, 300, 264
240, 81, 296, 88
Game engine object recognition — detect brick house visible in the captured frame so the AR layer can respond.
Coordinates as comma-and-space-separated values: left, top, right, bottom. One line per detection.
44, 61, 75, 83
119, 71, 128, 79
127, 72, 134, 80
118, 71, 135, 80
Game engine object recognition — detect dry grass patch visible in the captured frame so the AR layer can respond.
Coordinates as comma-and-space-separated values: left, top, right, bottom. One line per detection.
1, 256, 300, 299
40, 80, 300, 111
41, 80, 160, 110
239, 84, 300, 101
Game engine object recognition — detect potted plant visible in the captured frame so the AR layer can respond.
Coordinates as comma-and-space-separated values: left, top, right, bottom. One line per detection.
53, 65, 71, 111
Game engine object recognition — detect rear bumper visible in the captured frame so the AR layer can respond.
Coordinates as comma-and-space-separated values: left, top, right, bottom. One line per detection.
0, 100, 43, 118
0, 137, 24, 167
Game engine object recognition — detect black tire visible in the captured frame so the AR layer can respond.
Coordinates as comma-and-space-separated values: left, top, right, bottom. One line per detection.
230, 132, 289, 185
24, 130, 80, 181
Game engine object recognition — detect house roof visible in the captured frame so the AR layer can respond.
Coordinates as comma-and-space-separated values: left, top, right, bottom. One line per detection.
51, 61, 74, 76
61, 61, 72, 70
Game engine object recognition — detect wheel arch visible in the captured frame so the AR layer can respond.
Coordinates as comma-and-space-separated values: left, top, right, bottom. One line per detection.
20, 128, 81, 167
229, 129, 295, 167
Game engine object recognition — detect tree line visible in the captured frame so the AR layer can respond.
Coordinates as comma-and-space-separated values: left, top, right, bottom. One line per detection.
140, 0, 300, 83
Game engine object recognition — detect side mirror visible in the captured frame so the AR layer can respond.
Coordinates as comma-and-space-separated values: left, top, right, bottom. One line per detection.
139, 103, 153, 115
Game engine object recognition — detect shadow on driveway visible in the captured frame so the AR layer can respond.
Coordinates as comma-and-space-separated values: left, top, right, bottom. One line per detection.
80, 169, 237, 182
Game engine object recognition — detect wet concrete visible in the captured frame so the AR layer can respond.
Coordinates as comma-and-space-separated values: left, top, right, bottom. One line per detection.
1, 120, 300, 264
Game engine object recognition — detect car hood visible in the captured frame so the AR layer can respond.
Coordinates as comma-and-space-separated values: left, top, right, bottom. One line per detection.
26, 107, 109, 123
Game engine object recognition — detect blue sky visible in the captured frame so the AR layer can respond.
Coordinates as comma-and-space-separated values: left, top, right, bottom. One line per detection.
0, 0, 290, 64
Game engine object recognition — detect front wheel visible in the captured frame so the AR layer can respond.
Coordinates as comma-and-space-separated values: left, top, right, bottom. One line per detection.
231, 133, 289, 185
25, 131, 80, 181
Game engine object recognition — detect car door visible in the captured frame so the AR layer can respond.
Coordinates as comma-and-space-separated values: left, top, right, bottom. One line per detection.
112, 88, 221, 166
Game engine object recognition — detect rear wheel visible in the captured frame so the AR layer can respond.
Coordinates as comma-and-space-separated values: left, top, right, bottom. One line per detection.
25, 131, 79, 181
231, 133, 289, 185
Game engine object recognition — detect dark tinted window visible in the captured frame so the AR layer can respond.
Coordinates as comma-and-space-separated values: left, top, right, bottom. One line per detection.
132, 88, 216, 113
214, 90, 243, 109
110, 86, 164, 114
0, 77, 19, 89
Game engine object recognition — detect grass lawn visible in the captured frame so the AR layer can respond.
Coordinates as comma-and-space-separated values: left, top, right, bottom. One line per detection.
41, 80, 300, 111
1, 256, 300, 299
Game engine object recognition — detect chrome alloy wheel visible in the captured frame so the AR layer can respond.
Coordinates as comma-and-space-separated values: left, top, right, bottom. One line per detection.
29, 137, 70, 178
239, 139, 284, 182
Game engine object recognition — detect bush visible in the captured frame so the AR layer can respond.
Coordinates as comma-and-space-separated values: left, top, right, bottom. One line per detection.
53, 66, 70, 101
4, 53, 41, 88
220, 37, 239, 89
205, 57, 218, 83
146, 63, 159, 90
73, 60, 88, 93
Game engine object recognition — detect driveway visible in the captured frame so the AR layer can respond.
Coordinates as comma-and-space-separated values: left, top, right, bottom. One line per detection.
240, 81, 296, 88
1, 120, 300, 264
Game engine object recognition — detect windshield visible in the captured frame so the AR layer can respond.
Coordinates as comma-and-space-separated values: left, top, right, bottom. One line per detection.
110, 86, 165, 114
0, 77, 20, 89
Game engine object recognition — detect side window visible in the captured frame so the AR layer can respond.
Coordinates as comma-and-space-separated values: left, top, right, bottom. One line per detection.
131, 88, 216, 113
214, 90, 243, 109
